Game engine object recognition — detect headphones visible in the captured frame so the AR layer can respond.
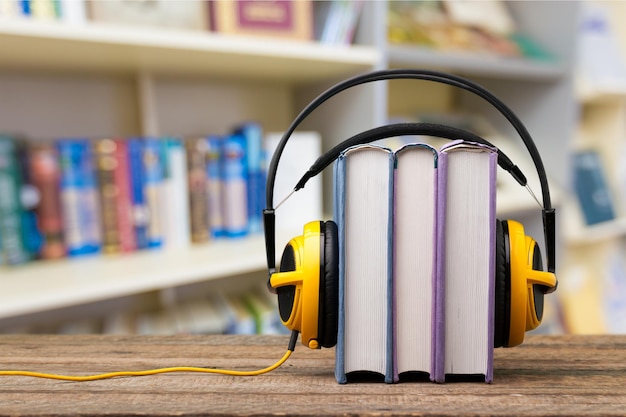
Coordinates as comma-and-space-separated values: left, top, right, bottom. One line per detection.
263, 69, 558, 351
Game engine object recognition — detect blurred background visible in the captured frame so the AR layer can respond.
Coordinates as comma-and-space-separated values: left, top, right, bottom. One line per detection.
0, 0, 624, 336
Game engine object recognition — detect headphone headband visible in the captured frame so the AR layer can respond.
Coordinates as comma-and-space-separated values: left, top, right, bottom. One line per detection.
263, 69, 556, 288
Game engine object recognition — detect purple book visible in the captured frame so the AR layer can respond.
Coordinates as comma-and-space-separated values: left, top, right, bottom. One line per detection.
435, 140, 497, 383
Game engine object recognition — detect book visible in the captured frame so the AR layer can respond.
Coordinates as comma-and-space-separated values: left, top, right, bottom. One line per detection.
127, 138, 149, 249
162, 137, 191, 249
334, 144, 394, 384
435, 141, 497, 383
185, 137, 210, 244
94, 138, 123, 254
29, 141, 66, 259
111, 138, 136, 253
88, 0, 208, 31
56, 138, 101, 257
221, 132, 248, 238
393, 143, 439, 382
206, 135, 225, 238
316, 0, 363, 45
235, 122, 265, 235
143, 137, 165, 249
572, 150, 616, 226
210, 0, 313, 40
0, 135, 32, 265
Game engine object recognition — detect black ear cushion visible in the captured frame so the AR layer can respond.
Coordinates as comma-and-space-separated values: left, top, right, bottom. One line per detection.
318, 220, 339, 348
493, 220, 510, 348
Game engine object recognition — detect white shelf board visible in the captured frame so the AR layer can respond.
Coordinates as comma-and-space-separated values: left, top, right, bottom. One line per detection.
388, 45, 565, 81
564, 214, 626, 246
0, 236, 267, 319
0, 20, 379, 81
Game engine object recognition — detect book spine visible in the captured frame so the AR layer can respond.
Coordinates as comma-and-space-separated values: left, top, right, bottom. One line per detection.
221, 132, 248, 238
94, 138, 122, 254
0, 136, 31, 265
56, 139, 101, 257
162, 137, 190, 248
206, 135, 225, 238
112, 139, 136, 253
237, 122, 264, 235
186, 137, 210, 244
143, 137, 165, 249
127, 138, 149, 250
334, 153, 347, 384
29, 142, 66, 259
432, 150, 447, 384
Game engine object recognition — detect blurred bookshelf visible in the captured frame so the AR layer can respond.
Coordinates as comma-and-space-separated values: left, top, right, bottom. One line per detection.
0, 0, 591, 335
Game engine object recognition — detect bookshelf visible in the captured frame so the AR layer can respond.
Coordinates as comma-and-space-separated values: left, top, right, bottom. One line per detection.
0, 1, 582, 333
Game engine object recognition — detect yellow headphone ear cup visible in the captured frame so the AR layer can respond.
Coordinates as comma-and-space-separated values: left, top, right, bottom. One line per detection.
269, 221, 323, 349
505, 220, 557, 347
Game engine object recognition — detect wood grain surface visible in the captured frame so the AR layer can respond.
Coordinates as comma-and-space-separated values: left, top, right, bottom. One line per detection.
0, 334, 624, 416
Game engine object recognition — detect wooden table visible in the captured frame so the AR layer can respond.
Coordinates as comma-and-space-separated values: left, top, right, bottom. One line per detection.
0, 334, 624, 416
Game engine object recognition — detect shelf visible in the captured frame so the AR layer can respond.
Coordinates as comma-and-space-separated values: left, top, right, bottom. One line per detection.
564, 216, 626, 246
387, 45, 565, 81
0, 236, 267, 320
0, 19, 380, 81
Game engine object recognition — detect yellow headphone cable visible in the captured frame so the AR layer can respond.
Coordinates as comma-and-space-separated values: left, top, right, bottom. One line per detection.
0, 331, 299, 382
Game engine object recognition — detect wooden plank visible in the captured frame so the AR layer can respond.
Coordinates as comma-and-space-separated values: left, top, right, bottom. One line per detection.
0, 334, 625, 416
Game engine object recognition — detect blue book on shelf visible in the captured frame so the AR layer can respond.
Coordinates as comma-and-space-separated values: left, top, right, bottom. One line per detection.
127, 137, 149, 249
573, 150, 616, 225
235, 122, 265, 235
221, 132, 248, 238
56, 138, 101, 257
143, 137, 164, 249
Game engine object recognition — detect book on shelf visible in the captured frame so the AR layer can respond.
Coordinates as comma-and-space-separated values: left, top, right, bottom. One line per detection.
235, 122, 265, 235
162, 137, 190, 249
221, 132, 248, 238
87, 0, 208, 31
334, 144, 394, 384
28, 141, 65, 259
436, 141, 497, 383
0, 135, 32, 265
185, 136, 210, 244
56, 138, 101, 257
127, 137, 149, 250
94, 137, 124, 254
314, 0, 363, 45
210, 0, 313, 40
143, 137, 165, 249
206, 135, 225, 238
572, 150, 616, 226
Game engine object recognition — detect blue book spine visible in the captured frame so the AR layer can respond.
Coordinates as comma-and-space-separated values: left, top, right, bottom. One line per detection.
127, 138, 148, 250
206, 135, 225, 238
143, 137, 164, 249
573, 150, 616, 225
333, 156, 347, 384
237, 122, 265, 234
56, 139, 101, 257
221, 133, 248, 238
